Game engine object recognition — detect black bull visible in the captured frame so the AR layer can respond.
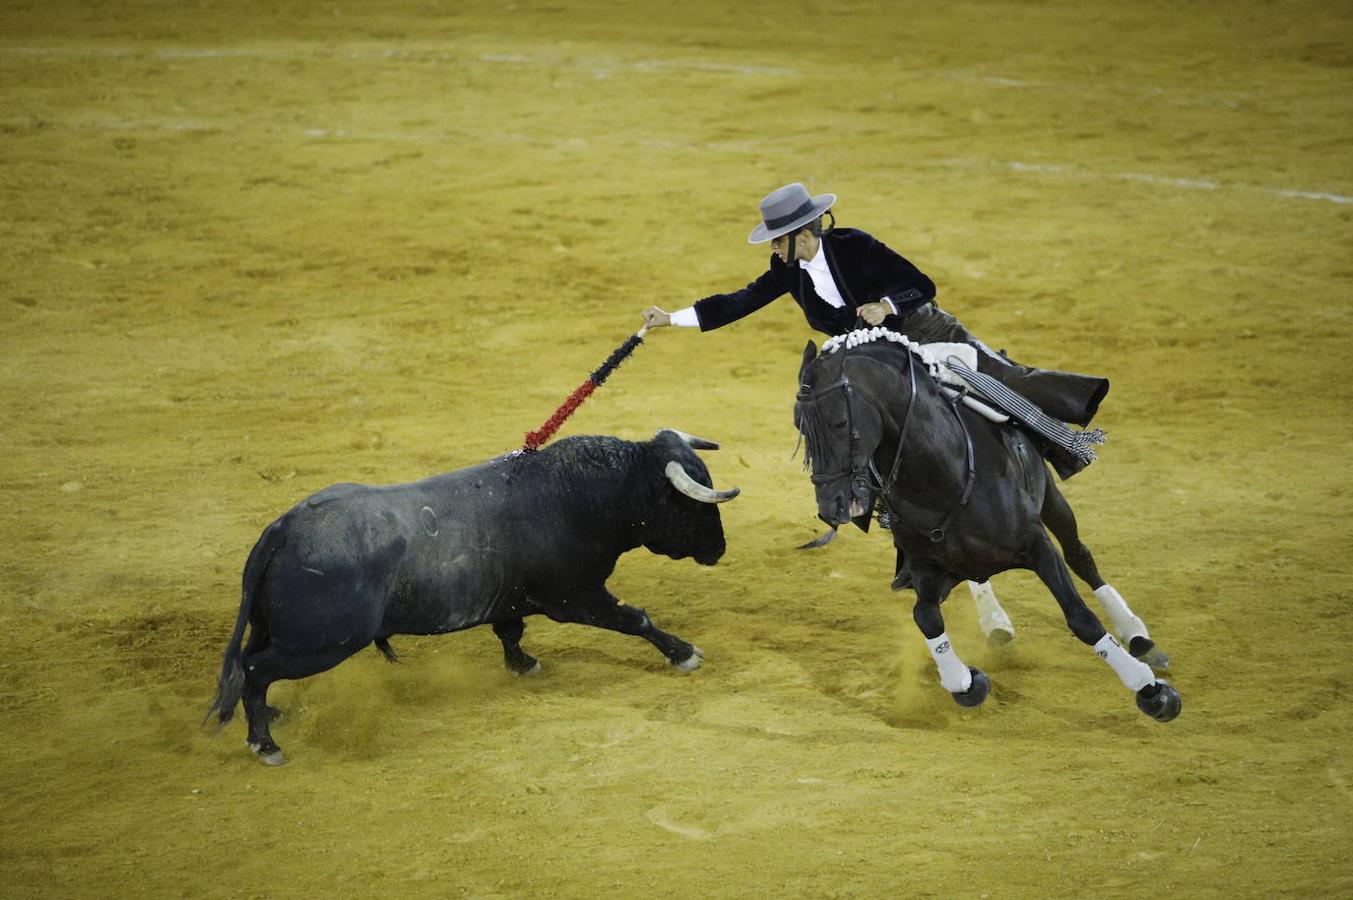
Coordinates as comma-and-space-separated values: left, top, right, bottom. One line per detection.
206, 429, 738, 765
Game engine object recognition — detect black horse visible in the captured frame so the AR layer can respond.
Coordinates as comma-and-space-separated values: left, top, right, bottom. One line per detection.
794, 329, 1180, 722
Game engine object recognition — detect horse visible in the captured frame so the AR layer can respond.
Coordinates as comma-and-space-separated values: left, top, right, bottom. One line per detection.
793, 328, 1180, 722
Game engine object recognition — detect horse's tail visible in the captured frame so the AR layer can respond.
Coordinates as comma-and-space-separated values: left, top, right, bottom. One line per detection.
204, 518, 286, 731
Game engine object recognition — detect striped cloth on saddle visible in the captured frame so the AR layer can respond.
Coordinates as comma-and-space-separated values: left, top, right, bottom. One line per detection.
942, 356, 1106, 466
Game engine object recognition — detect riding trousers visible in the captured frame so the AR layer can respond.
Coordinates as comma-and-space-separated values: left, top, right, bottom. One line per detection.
889, 303, 1109, 427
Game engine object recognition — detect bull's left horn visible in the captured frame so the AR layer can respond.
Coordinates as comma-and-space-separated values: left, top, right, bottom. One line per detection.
659, 428, 720, 451
665, 461, 740, 503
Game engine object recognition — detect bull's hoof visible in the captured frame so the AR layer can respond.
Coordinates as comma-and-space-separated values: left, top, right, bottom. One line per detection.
1136, 680, 1182, 723
1129, 636, 1171, 670
507, 655, 542, 676
952, 667, 990, 708
672, 646, 704, 672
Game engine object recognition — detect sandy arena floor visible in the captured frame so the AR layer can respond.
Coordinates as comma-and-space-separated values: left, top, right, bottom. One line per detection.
2, 1, 1351, 896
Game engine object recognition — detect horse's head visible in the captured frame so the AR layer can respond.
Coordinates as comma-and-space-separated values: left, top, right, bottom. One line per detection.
794, 340, 886, 530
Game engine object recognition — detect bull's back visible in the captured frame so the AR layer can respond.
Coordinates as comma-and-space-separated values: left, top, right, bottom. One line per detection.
267, 472, 528, 638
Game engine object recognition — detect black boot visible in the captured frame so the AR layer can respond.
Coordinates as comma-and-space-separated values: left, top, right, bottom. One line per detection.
1029, 432, 1091, 480
891, 546, 912, 591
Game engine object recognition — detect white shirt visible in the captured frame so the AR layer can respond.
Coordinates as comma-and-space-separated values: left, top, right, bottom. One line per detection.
670, 240, 894, 327
798, 240, 847, 309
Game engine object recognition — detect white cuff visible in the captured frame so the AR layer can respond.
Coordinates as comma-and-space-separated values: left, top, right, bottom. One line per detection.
881, 296, 899, 315
670, 307, 700, 328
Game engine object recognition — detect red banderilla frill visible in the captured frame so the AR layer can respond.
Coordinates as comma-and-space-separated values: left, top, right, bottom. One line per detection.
522, 327, 648, 451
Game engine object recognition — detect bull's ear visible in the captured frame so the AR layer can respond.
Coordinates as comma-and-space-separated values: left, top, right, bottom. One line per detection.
799, 340, 817, 381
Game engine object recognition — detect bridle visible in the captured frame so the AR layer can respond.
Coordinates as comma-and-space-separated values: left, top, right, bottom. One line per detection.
797, 374, 875, 509
797, 347, 977, 542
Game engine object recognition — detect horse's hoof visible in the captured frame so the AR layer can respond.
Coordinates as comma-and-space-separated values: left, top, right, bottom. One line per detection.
1129, 636, 1171, 670
986, 627, 1014, 647
797, 528, 838, 550
672, 646, 704, 672
258, 749, 288, 767
952, 667, 990, 707
248, 741, 289, 766
510, 660, 542, 677
1136, 680, 1181, 723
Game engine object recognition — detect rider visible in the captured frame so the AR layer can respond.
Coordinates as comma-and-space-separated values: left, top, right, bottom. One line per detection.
640, 182, 1109, 479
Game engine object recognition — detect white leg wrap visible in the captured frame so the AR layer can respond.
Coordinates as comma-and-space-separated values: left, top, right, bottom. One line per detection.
967, 580, 1014, 638
925, 632, 973, 693
1094, 633, 1154, 692
1094, 584, 1149, 642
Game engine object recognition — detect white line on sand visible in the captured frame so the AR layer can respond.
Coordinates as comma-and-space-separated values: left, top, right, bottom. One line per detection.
938, 158, 1351, 205
0, 45, 795, 76
44, 116, 1347, 205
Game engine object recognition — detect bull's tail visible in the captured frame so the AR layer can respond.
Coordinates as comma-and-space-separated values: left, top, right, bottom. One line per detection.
204, 519, 285, 732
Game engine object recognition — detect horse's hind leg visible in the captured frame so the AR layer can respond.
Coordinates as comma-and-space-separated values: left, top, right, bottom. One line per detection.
1028, 532, 1180, 722
1040, 480, 1168, 668
967, 580, 1014, 644
912, 571, 990, 707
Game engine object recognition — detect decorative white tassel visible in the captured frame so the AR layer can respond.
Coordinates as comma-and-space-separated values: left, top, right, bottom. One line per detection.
822, 327, 942, 377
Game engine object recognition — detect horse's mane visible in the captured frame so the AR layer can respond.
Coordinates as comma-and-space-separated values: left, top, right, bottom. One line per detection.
793, 388, 838, 473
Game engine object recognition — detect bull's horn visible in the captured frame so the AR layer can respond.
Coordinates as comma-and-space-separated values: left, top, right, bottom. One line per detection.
659, 428, 720, 451
664, 461, 739, 503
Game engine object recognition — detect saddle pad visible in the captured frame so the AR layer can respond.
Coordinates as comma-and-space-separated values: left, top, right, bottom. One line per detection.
919, 342, 1010, 423
918, 341, 978, 376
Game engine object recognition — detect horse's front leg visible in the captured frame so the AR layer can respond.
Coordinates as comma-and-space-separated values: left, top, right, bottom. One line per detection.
897, 544, 1014, 645
911, 568, 991, 707
1027, 533, 1181, 723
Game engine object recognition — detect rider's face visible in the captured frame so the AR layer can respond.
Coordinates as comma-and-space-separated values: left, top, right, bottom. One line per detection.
771, 227, 820, 264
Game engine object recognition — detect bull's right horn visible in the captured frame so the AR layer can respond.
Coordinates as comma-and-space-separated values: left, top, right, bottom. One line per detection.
665, 461, 740, 503
658, 428, 720, 451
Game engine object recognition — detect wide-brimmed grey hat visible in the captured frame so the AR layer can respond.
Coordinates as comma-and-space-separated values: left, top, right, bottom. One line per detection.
747, 182, 836, 244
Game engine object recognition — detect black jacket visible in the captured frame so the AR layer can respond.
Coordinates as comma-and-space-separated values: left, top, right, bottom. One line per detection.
692, 227, 935, 336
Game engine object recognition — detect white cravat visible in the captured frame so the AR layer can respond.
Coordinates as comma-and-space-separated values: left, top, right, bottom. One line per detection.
798, 241, 847, 308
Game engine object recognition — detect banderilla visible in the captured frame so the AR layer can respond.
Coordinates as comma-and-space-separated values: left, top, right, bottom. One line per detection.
522, 325, 649, 452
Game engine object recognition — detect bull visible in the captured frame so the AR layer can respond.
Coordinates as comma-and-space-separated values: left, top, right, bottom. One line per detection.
205, 428, 739, 765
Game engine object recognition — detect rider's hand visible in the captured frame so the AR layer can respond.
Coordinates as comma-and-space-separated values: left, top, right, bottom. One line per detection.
641, 306, 672, 329
858, 301, 891, 326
